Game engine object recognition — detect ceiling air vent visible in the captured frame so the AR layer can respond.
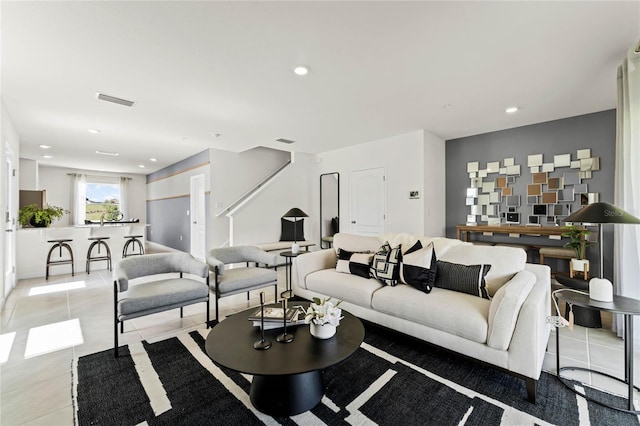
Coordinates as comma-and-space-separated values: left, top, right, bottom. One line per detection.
276, 138, 296, 144
95, 92, 135, 107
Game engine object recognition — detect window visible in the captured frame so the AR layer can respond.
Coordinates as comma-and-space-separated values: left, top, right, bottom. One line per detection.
85, 182, 121, 221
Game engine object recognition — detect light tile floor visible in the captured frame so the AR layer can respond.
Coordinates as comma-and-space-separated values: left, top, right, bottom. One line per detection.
1, 266, 638, 424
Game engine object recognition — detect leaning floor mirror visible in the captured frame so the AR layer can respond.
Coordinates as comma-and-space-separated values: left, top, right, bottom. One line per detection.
320, 172, 340, 248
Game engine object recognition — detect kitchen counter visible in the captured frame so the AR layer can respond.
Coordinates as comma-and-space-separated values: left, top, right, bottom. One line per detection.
17, 224, 148, 279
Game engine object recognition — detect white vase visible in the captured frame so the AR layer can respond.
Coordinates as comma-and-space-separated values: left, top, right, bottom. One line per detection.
310, 323, 336, 339
291, 242, 300, 254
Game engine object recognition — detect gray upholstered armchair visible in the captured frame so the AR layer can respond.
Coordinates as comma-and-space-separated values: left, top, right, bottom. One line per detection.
206, 246, 278, 324
113, 252, 210, 357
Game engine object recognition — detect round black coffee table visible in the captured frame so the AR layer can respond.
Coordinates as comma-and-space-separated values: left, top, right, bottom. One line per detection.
205, 302, 365, 416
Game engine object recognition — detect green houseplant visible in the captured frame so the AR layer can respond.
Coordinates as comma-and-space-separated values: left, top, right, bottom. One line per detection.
561, 225, 593, 277
18, 204, 67, 227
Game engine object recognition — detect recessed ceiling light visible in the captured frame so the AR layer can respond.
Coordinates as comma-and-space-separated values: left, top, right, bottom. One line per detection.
41, 154, 53, 159
293, 65, 309, 76
88, 129, 100, 134
95, 150, 119, 157
39, 144, 51, 149
138, 164, 145, 168
505, 106, 519, 114
149, 158, 157, 162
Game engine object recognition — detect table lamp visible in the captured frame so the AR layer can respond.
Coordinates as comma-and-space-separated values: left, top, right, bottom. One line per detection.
563, 202, 640, 302
282, 207, 308, 253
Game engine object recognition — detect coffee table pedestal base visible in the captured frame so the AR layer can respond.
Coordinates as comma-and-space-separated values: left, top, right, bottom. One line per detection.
250, 370, 324, 416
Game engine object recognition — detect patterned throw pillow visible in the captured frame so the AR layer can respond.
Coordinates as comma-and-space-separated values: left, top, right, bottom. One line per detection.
434, 260, 492, 299
400, 240, 437, 293
370, 242, 402, 286
336, 249, 373, 279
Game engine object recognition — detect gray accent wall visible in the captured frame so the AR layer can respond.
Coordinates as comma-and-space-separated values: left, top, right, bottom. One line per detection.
445, 110, 616, 277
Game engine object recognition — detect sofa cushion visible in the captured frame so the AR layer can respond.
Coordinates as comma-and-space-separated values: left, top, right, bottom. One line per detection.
371, 285, 490, 343
435, 260, 491, 299
400, 240, 437, 293
438, 244, 526, 296
306, 269, 384, 308
487, 270, 536, 350
370, 243, 402, 286
333, 233, 382, 255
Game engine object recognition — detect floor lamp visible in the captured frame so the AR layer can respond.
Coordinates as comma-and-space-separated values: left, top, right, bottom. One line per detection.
563, 202, 640, 301
282, 208, 308, 253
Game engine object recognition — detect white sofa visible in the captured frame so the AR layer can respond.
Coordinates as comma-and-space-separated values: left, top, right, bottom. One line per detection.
292, 232, 551, 403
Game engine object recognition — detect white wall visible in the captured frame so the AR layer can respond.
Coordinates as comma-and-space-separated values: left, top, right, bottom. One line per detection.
19, 158, 38, 190
423, 130, 446, 236
38, 166, 147, 226
231, 152, 316, 246
1, 99, 21, 307
317, 130, 445, 237
209, 147, 291, 248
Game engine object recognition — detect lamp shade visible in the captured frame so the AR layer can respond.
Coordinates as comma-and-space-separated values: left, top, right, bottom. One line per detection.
282, 208, 309, 219
563, 202, 640, 224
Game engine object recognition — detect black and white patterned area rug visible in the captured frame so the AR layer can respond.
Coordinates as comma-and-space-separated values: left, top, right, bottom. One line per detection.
73, 324, 639, 425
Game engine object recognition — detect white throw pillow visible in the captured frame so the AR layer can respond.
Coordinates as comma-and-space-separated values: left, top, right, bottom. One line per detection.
486, 270, 536, 351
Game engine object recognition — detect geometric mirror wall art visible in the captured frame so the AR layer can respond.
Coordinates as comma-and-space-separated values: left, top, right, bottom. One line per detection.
465, 149, 601, 226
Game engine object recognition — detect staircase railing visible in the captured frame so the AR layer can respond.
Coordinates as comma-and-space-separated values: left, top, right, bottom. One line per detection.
215, 157, 292, 218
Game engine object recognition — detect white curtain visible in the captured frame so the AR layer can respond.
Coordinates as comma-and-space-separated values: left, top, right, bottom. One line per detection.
119, 177, 129, 220
71, 174, 87, 225
613, 41, 640, 340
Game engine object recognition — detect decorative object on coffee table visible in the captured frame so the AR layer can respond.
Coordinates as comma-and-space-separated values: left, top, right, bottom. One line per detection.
281, 207, 308, 253
304, 297, 343, 339
276, 290, 294, 343
254, 292, 272, 350
563, 202, 640, 302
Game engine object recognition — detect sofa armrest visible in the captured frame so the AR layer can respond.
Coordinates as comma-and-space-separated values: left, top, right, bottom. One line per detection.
505, 263, 551, 379
293, 249, 337, 291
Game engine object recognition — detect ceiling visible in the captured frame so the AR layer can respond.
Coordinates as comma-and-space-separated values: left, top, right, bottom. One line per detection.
2, 1, 638, 174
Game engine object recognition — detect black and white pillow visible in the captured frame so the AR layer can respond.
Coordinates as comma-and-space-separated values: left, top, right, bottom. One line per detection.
370, 242, 402, 286
400, 240, 437, 293
336, 249, 372, 279
434, 260, 491, 299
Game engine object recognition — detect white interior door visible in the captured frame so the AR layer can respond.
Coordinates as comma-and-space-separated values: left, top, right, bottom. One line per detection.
350, 167, 386, 235
4, 144, 16, 299
190, 174, 206, 260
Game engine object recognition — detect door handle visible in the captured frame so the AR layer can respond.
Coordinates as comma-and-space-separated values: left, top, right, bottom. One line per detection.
5, 229, 13, 232
351, 221, 356, 224
193, 221, 197, 224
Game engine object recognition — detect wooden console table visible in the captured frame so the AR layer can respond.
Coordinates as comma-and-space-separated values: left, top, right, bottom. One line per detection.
456, 224, 580, 242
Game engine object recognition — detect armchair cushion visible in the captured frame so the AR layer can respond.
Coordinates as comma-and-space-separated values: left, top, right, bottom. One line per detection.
118, 278, 209, 316
216, 268, 277, 296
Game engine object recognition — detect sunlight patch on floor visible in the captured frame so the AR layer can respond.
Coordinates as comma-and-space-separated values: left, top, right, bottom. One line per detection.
28, 280, 87, 296
24, 318, 84, 358
0, 332, 17, 363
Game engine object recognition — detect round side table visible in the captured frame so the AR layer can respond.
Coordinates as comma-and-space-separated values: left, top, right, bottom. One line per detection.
554, 290, 640, 413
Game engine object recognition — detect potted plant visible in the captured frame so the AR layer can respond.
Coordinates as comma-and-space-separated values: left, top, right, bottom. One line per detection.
18, 204, 68, 227
562, 225, 593, 277
304, 297, 343, 339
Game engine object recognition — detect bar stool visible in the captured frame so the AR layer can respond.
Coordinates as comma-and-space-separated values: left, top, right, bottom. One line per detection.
86, 236, 112, 274
46, 239, 74, 280
123, 235, 145, 258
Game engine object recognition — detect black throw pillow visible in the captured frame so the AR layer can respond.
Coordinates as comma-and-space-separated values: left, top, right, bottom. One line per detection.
279, 217, 305, 242
370, 242, 402, 286
434, 260, 491, 299
400, 240, 437, 293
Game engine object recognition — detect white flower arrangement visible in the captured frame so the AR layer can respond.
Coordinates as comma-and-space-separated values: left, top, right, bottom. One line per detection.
304, 297, 343, 326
